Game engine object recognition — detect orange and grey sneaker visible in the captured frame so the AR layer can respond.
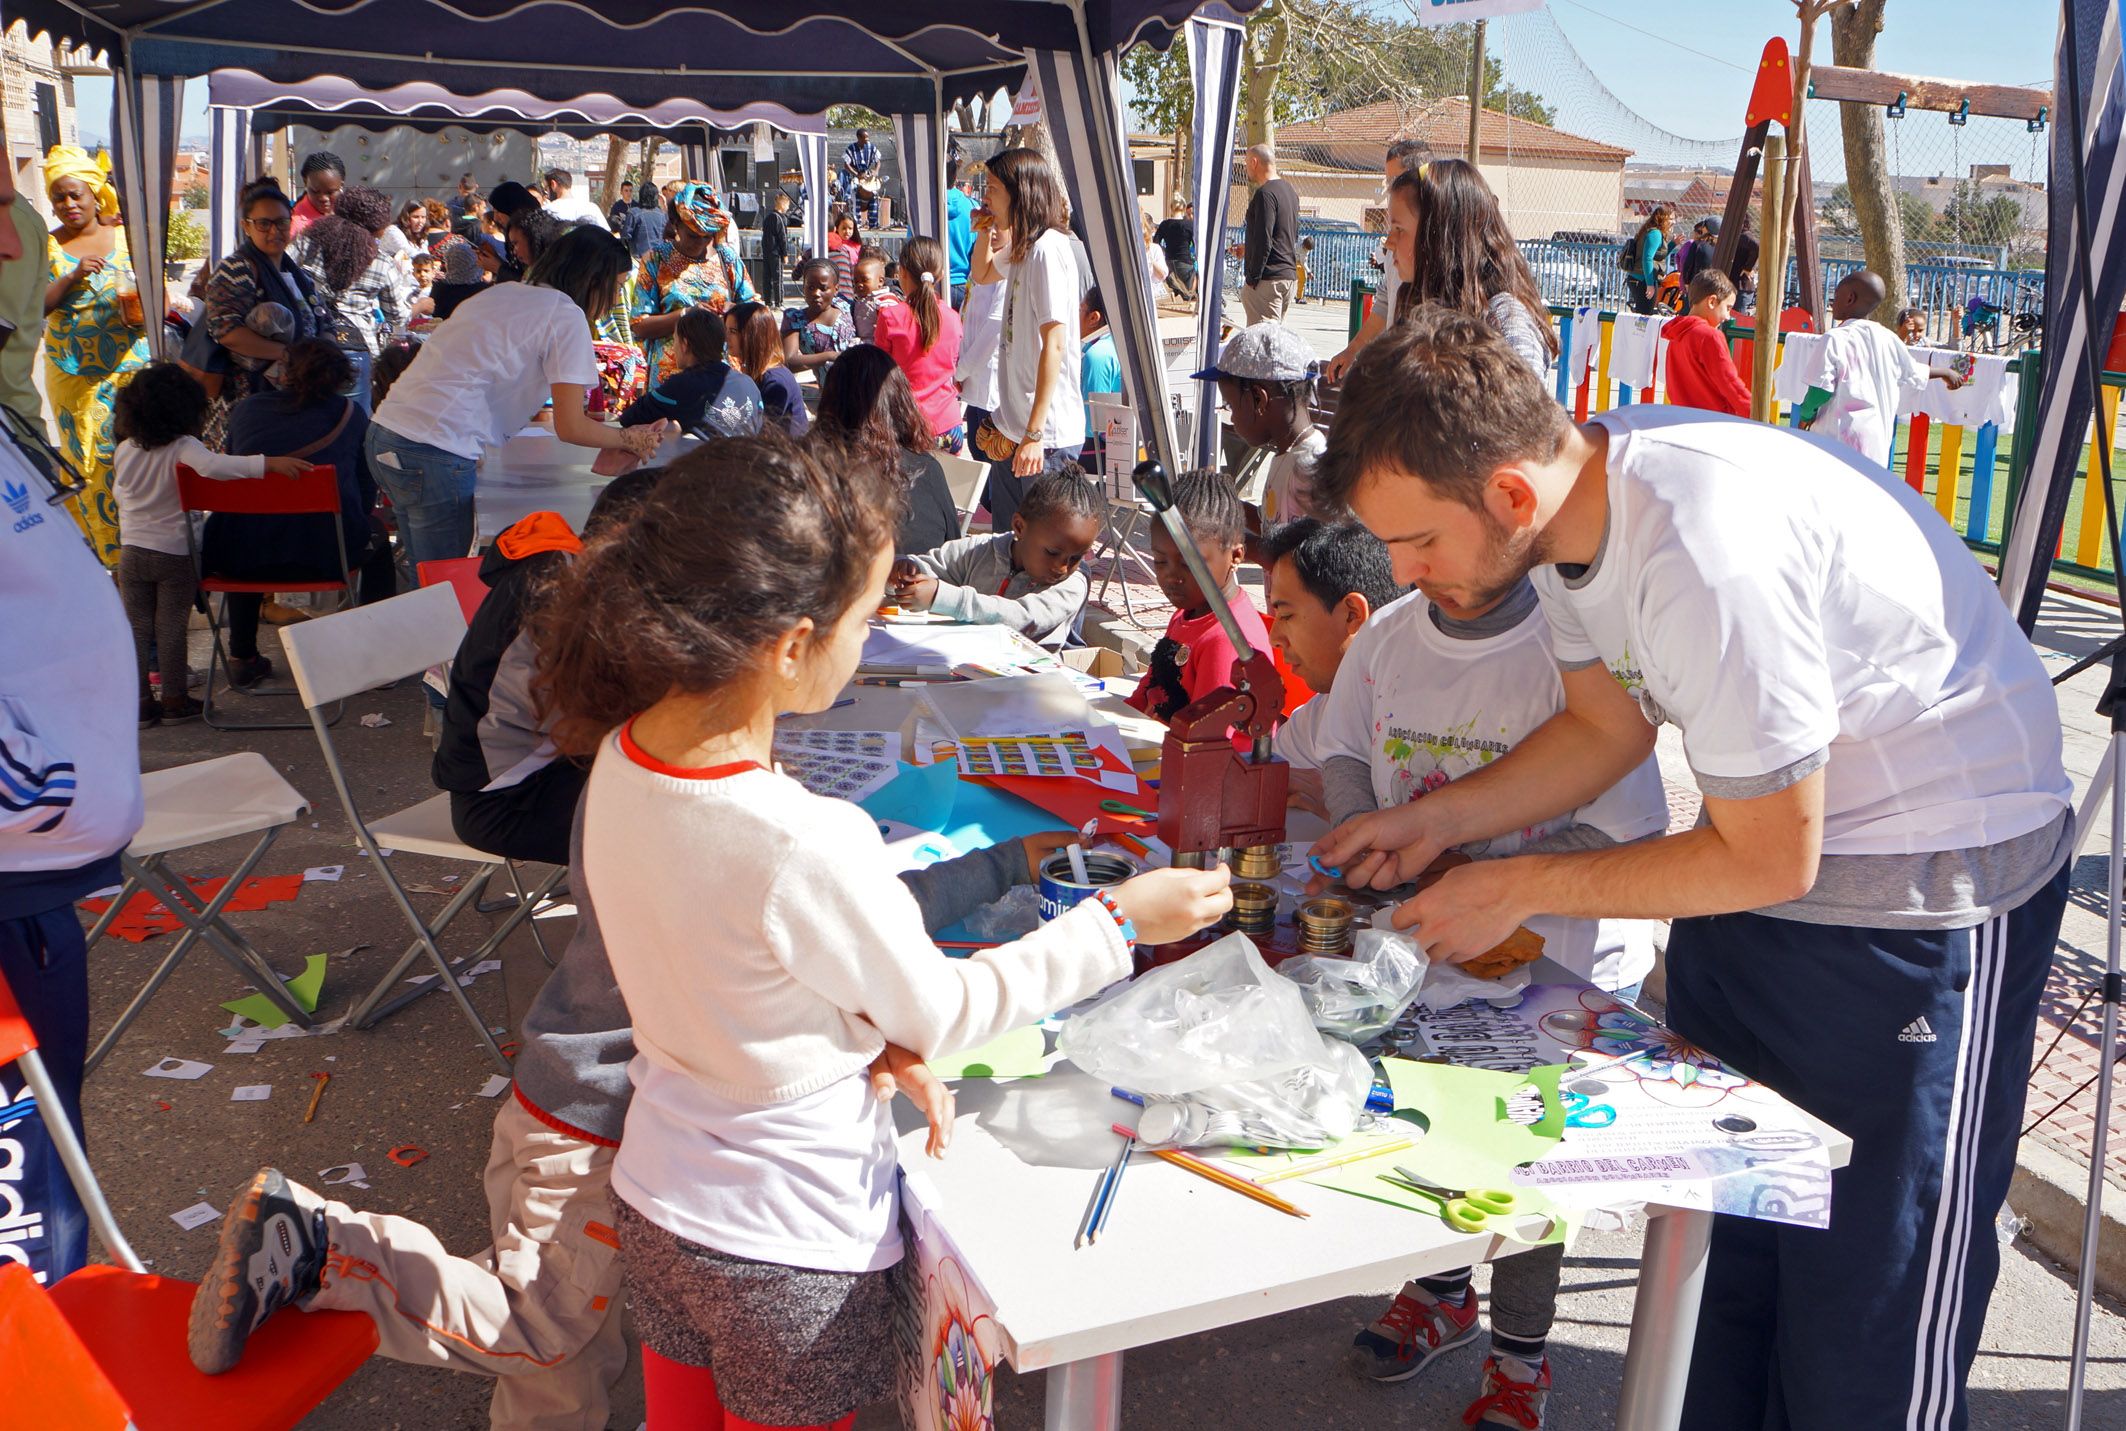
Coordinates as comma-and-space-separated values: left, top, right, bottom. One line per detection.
1350, 1280, 1482, 1382
1463, 1354, 1551, 1428
187, 1167, 328, 1374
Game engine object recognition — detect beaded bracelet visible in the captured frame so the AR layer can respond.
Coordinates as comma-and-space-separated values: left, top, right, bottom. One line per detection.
1090, 889, 1137, 950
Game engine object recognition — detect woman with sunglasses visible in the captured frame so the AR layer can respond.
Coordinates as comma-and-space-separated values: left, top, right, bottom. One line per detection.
198, 182, 334, 443
40, 144, 149, 564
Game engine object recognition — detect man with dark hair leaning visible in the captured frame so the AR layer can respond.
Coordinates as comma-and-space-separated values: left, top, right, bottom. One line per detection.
1311, 304, 2072, 1429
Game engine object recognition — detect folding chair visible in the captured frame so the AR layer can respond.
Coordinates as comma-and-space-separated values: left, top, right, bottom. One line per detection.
417, 556, 491, 624
0, 974, 376, 1429
82, 753, 314, 1074
936, 451, 993, 537
280, 583, 564, 1074
178, 462, 352, 731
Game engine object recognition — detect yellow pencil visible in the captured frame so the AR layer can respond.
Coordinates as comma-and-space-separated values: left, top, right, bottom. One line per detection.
1116, 1125, 1309, 1218
1251, 1137, 1416, 1185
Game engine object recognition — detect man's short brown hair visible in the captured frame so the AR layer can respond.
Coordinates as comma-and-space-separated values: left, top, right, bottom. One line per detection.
1315, 303, 1572, 512
1688, 269, 1735, 306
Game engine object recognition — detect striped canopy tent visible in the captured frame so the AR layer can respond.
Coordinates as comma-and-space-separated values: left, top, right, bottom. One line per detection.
203, 71, 825, 268
10, 0, 1265, 468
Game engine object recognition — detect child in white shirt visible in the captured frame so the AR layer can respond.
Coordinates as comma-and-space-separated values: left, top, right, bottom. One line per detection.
111, 363, 311, 726
1797, 269, 1964, 468
531, 437, 1232, 1430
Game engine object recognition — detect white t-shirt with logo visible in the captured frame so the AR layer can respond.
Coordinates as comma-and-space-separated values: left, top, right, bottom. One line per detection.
1314, 589, 1667, 989
1533, 407, 2070, 924
1815, 317, 1931, 469
373, 282, 599, 461
990, 228, 1086, 452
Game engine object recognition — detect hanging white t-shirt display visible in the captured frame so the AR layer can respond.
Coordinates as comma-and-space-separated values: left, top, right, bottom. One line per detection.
1532, 407, 2070, 879
1813, 317, 1932, 468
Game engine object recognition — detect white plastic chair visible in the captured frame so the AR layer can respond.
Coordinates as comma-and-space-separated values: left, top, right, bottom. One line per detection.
280, 583, 564, 1074
82, 753, 314, 1073
936, 451, 992, 536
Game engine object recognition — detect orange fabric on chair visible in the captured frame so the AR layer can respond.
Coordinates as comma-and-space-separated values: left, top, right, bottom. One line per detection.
4, 1264, 380, 1430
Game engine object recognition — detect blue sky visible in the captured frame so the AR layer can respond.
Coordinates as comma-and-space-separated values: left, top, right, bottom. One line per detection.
75, 0, 2059, 157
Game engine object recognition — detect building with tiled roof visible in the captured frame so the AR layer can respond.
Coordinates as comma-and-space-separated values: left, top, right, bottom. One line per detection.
1239, 96, 1635, 241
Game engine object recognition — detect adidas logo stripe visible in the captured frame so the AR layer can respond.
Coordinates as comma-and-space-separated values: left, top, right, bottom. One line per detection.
1898, 1016, 1938, 1044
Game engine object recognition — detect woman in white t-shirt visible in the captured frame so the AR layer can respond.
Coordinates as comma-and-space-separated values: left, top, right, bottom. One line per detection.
365, 224, 665, 573
965, 147, 1085, 531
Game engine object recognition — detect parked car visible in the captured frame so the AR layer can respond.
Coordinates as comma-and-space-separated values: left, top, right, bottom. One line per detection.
1524, 248, 1607, 305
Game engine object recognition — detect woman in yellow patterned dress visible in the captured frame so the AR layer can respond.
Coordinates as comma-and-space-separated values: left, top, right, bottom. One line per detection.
41, 145, 149, 565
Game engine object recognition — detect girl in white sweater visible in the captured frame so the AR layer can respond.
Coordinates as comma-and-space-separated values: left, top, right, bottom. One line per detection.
532, 435, 1231, 1431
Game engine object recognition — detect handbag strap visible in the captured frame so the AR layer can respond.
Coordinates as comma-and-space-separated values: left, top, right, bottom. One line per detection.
285, 399, 353, 461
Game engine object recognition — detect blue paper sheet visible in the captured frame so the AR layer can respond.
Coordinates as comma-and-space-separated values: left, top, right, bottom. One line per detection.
860, 766, 1063, 947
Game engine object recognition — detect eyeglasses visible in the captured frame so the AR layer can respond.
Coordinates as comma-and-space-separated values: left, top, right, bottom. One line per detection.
246, 216, 292, 231
0, 400, 88, 508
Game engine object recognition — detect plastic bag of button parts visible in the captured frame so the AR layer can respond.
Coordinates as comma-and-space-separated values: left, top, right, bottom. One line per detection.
1280, 921, 1429, 1044
1057, 930, 1330, 1095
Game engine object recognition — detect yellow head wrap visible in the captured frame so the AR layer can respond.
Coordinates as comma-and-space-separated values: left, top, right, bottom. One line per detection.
45, 145, 118, 221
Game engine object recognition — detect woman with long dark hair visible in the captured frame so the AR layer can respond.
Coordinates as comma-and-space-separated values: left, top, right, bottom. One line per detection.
811, 343, 958, 553
1623, 205, 1672, 315
1401, 159, 1559, 376
296, 184, 407, 403
367, 224, 666, 575
206, 339, 396, 687
870, 235, 965, 452
727, 299, 808, 437
964, 147, 1083, 530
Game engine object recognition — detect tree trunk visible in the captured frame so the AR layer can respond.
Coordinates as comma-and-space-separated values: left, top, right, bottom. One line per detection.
642, 137, 664, 188
1241, 5, 1289, 156
601, 135, 629, 210
1830, 0, 1906, 321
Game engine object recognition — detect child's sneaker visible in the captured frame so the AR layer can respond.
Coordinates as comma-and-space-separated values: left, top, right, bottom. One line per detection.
1350, 1280, 1482, 1382
188, 1167, 328, 1375
1463, 1354, 1550, 1428
159, 695, 204, 725
138, 697, 161, 728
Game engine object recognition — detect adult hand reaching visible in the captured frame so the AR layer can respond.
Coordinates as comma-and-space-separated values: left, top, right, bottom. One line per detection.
1383, 856, 1531, 965
1310, 799, 1459, 894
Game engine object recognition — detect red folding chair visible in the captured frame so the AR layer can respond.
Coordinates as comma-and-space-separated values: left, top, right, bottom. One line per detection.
178, 462, 352, 731
417, 556, 491, 623
0, 972, 377, 1427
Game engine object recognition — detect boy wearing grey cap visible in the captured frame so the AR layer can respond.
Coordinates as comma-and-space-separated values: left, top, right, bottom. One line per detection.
1195, 322, 1324, 527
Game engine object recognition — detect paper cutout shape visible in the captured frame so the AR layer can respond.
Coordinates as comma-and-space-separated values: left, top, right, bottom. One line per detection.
230, 1085, 272, 1102
930, 1025, 1049, 1080
219, 952, 329, 1029
170, 1201, 221, 1230
143, 1057, 212, 1080
479, 1074, 511, 1098
319, 1163, 367, 1185
80, 873, 306, 942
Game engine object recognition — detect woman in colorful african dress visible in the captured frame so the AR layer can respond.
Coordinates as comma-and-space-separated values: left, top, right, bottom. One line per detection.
41, 145, 149, 564
629, 182, 755, 394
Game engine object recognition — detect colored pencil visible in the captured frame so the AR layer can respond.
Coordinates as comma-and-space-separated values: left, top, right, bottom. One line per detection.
1074, 1166, 1109, 1249
1250, 1137, 1416, 1185
1112, 1123, 1309, 1218
1090, 1141, 1133, 1241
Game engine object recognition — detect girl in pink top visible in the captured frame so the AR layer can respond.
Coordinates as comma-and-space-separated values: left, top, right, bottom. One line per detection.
871, 236, 966, 453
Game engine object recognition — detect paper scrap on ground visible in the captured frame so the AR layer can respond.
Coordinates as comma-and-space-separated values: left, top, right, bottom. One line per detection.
170, 1201, 222, 1231
479, 1074, 512, 1098
359, 712, 392, 728
220, 951, 329, 1029
79, 872, 306, 942
304, 865, 345, 882
930, 1025, 1050, 1080
230, 1084, 272, 1102
319, 1163, 369, 1189
144, 1057, 212, 1080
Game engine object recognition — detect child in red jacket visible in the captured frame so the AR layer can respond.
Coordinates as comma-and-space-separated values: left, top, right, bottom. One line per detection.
1663, 270, 1752, 417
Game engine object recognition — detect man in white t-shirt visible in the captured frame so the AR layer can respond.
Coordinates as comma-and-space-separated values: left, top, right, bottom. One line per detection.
1311, 305, 2072, 1431
1797, 269, 1964, 468
540, 170, 609, 231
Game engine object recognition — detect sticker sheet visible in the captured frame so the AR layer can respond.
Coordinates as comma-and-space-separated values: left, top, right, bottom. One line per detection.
774, 728, 902, 765
772, 747, 898, 803
954, 731, 1101, 779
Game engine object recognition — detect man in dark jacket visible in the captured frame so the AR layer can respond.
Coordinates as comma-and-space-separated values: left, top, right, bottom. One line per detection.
619, 181, 665, 259
759, 190, 791, 307
432, 471, 664, 865
1234, 144, 1299, 324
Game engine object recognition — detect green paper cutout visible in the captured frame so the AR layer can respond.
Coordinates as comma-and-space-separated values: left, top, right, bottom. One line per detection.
1301, 1058, 1574, 1246
221, 952, 328, 1030
930, 1025, 1049, 1080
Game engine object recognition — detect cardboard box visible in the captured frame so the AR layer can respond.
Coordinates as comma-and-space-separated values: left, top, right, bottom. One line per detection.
1060, 647, 1128, 678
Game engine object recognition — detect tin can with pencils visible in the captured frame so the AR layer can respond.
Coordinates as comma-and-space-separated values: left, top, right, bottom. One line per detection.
1037, 850, 1133, 923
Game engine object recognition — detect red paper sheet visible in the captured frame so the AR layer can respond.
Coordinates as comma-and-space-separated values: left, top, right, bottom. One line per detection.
79, 873, 305, 943
963, 770, 1158, 836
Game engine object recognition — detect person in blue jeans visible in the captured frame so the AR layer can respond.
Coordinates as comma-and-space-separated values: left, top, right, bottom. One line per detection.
365, 224, 666, 580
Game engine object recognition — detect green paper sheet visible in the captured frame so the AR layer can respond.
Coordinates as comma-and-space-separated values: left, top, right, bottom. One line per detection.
1301, 1058, 1573, 1246
221, 952, 328, 1030
930, 1025, 1049, 1080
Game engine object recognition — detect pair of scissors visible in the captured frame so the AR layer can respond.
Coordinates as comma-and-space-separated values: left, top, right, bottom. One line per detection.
1561, 1089, 1616, 1130
1099, 799, 1154, 821
1382, 1167, 1518, 1233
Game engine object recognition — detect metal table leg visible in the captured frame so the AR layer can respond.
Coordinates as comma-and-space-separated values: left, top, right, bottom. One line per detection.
1044, 1351, 1124, 1431
1615, 1207, 1712, 1431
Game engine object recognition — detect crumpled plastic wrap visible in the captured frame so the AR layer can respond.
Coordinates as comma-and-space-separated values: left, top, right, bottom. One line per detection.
962, 885, 1042, 940
1280, 923, 1429, 1042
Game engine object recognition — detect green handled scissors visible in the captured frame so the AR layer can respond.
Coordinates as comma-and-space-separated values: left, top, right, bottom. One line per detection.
1098, 799, 1154, 820
1382, 1166, 1518, 1233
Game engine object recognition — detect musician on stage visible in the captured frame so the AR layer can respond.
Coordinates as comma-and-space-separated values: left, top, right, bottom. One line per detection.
841, 128, 881, 228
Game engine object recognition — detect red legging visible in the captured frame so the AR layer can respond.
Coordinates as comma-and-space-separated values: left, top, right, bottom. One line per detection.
641, 1346, 857, 1431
